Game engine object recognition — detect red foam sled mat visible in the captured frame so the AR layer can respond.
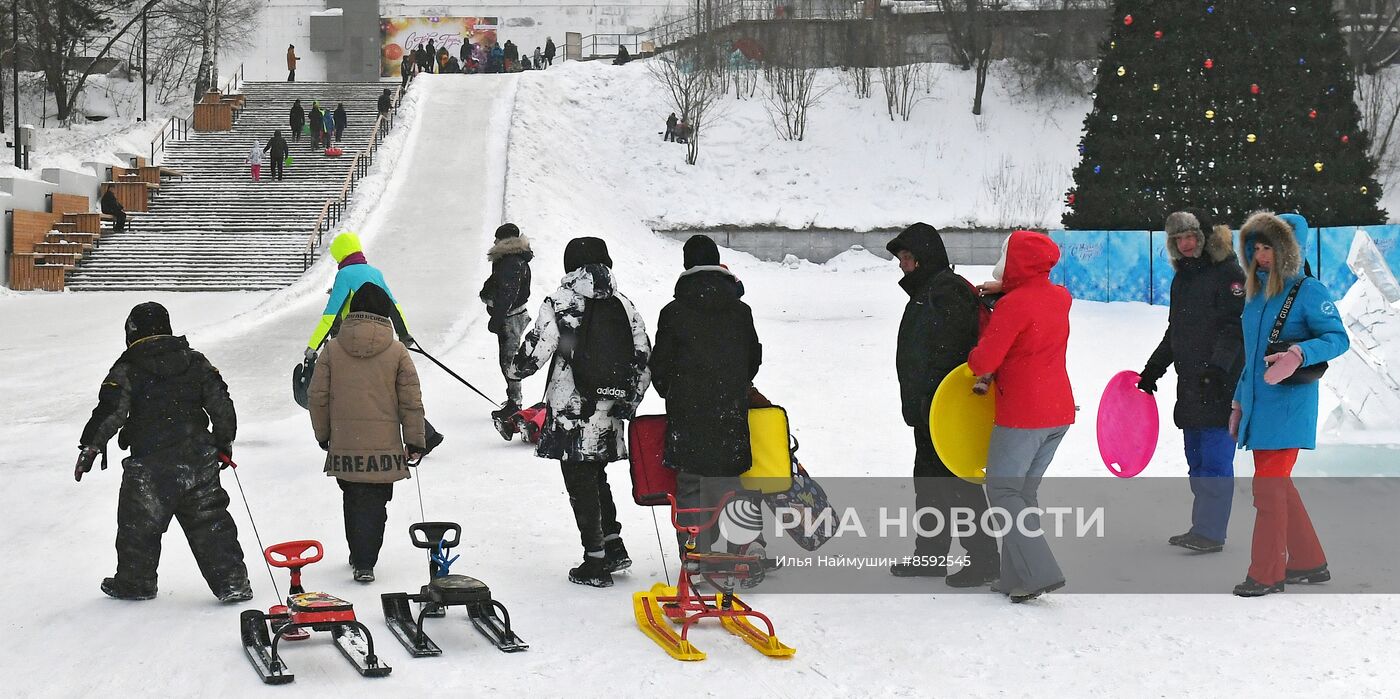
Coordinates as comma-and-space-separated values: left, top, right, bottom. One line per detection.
627, 415, 673, 506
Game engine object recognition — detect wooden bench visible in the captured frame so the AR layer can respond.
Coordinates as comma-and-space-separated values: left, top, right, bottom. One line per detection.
157, 166, 185, 181
103, 181, 156, 211
7, 254, 66, 290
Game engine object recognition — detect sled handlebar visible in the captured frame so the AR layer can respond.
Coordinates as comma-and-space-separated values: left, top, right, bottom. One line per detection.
264, 540, 323, 568
665, 491, 738, 535
410, 522, 461, 550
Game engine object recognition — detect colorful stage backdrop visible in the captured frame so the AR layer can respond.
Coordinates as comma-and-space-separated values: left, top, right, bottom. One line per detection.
380, 17, 499, 77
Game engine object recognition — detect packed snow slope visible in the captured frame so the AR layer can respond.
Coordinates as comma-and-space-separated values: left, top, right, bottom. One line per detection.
2, 72, 1399, 697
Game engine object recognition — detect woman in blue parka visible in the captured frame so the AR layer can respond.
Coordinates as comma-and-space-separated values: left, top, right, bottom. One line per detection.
1230, 211, 1349, 597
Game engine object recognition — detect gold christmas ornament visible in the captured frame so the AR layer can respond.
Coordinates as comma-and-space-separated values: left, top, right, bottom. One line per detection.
1362, 186, 1370, 194
1117, 66, 1127, 77
1205, 109, 1215, 119
1313, 162, 1324, 172
1247, 133, 1257, 143
1152, 83, 1160, 91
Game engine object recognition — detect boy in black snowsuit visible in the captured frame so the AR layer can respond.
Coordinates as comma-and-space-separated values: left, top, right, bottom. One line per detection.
76, 302, 251, 603
479, 223, 533, 423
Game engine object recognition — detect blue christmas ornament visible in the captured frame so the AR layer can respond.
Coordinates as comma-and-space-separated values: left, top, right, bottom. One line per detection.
1094, 165, 1102, 174
1299, 57, 1306, 65
1079, 144, 1086, 154
1207, 6, 1214, 13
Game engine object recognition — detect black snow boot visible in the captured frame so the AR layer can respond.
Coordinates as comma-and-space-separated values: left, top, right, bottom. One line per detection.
1233, 576, 1284, 597
353, 567, 375, 583
1178, 533, 1224, 553
946, 561, 1000, 588
1009, 580, 1065, 603
1285, 564, 1331, 585
604, 538, 632, 573
217, 579, 254, 604
568, 554, 614, 588
101, 577, 156, 601
492, 402, 520, 441
1167, 531, 1192, 547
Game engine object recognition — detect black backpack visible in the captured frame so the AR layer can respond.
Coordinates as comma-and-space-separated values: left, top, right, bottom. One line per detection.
570, 296, 637, 403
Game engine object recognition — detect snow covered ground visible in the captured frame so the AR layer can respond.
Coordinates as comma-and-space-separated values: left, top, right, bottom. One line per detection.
5, 71, 1400, 696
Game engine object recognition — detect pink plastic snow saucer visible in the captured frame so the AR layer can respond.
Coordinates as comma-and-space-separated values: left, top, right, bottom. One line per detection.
1096, 370, 1160, 478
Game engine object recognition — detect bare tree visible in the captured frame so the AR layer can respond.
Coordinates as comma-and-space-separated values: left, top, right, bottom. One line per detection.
1342, 0, 1400, 74
649, 46, 726, 165
935, 0, 1007, 114
762, 31, 832, 141
19, 0, 124, 122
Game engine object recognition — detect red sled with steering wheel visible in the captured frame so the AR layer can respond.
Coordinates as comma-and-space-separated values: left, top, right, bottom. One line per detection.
239, 540, 391, 684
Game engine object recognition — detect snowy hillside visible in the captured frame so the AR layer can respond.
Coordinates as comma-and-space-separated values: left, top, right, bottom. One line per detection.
4, 72, 1400, 697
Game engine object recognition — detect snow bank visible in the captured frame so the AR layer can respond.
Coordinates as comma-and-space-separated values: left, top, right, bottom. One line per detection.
516, 60, 1087, 231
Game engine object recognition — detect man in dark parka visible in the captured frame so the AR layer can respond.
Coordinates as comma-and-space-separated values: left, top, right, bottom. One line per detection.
887, 222, 1000, 586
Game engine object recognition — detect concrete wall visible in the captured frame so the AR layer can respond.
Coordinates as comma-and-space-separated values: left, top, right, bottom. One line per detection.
40, 169, 99, 210
656, 228, 1007, 265
0, 177, 59, 213
224, 0, 674, 82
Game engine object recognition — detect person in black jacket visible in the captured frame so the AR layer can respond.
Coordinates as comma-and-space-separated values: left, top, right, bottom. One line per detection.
378, 89, 392, 118
649, 235, 762, 555
100, 185, 126, 234
887, 222, 1000, 586
665, 113, 678, 141
425, 40, 437, 73
307, 102, 323, 151
333, 103, 347, 142
479, 223, 534, 421
1138, 209, 1246, 553
544, 37, 556, 67
75, 302, 251, 603
263, 130, 289, 181
401, 55, 414, 86
290, 99, 304, 142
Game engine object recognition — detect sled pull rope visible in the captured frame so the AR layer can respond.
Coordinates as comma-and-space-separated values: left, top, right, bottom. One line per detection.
407, 344, 499, 406
228, 461, 281, 602
650, 508, 671, 587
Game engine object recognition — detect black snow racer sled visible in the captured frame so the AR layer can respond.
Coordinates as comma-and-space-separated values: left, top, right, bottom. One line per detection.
381, 522, 528, 656
291, 354, 315, 409
240, 540, 391, 684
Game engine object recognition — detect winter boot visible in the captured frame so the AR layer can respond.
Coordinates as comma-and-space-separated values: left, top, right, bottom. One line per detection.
603, 537, 632, 573
1167, 531, 1192, 547
1178, 533, 1224, 553
101, 577, 156, 601
568, 553, 614, 588
217, 579, 254, 604
492, 401, 521, 441
1285, 563, 1331, 584
889, 559, 946, 578
353, 567, 375, 583
736, 541, 771, 589
946, 562, 1000, 588
1009, 580, 1065, 604
1233, 576, 1284, 597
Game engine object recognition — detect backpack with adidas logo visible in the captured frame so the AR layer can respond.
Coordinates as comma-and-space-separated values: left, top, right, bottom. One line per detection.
570, 296, 638, 404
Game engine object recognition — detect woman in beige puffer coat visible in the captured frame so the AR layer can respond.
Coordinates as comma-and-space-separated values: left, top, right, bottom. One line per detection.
309, 283, 426, 582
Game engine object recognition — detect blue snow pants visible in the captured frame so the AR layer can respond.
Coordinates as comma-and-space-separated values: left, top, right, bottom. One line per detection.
1183, 427, 1235, 543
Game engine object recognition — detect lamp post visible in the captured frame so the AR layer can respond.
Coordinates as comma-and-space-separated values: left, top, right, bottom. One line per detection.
141, 6, 147, 122
12, 0, 18, 168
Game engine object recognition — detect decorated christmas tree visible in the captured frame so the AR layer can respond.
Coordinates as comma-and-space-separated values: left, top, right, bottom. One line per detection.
1063, 1, 1387, 230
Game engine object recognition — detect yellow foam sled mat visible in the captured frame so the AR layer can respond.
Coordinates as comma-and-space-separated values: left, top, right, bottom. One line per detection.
741, 406, 794, 494
929, 363, 996, 484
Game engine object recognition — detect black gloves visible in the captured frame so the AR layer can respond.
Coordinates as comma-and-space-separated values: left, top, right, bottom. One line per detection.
218, 444, 233, 460
1137, 365, 1163, 394
487, 316, 503, 335
74, 446, 101, 482
318, 440, 330, 451
405, 446, 425, 466
1199, 366, 1229, 398
401, 334, 416, 349
608, 401, 636, 419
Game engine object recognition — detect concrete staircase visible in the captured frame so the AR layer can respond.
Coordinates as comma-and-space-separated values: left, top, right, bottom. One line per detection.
65, 81, 397, 291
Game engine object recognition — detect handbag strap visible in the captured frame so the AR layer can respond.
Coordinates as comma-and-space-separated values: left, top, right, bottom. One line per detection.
1268, 279, 1307, 344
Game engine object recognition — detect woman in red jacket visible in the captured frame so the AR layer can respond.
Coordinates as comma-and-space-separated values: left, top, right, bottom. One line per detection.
968, 230, 1075, 603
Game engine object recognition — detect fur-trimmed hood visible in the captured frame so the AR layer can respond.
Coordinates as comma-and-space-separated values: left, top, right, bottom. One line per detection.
1239, 211, 1304, 298
1167, 223, 1235, 267
487, 234, 533, 263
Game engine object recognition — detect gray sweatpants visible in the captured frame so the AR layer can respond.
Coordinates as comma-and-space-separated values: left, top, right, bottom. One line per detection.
984, 424, 1071, 594
497, 309, 530, 406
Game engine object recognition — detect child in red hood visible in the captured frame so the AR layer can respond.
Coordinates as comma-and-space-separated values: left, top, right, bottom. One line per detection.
967, 230, 1075, 603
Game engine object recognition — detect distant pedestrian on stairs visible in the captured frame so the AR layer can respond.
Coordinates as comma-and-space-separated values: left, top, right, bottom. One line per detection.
100, 185, 126, 234
287, 44, 299, 82
401, 55, 414, 87
264, 131, 289, 182
534, 46, 543, 69
378, 89, 392, 118
425, 40, 438, 73
290, 99, 305, 142
247, 138, 264, 182
321, 110, 335, 149
308, 102, 324, 150
333, 103, 347, 142
544, 37, 556, 67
